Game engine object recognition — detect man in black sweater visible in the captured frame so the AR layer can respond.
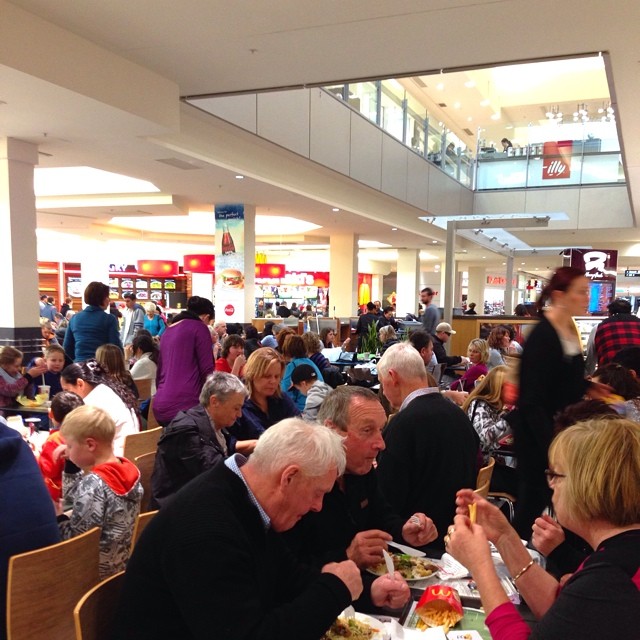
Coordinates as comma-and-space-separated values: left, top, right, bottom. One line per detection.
376, 343, 479, 548
284, 387, 438, 571
112, 419, 405, 640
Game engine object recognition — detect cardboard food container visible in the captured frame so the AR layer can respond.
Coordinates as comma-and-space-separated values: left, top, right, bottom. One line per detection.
416, 584, 464, 631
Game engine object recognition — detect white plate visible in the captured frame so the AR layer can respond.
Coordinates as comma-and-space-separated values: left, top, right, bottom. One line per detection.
367, 555, 440, 582
324, 612, 385, 640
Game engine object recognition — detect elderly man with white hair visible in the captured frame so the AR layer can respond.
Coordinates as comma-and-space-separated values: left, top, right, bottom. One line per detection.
113, 418, 404, 640
376, 343, 479, 549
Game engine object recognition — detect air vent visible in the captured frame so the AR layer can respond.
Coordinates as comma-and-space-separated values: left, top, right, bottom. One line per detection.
463, 128, 474, 136
415, 77, 427, 88
438, 103, 447, 108
156, 158, 201, 170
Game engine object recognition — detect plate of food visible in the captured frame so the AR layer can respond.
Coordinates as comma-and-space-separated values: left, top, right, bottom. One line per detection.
322, 611, 384, 640
368, 554, 440, 582
16, 394, 48, 407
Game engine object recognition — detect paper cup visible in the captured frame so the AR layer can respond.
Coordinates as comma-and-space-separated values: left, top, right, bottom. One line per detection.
38, 385, 51, 401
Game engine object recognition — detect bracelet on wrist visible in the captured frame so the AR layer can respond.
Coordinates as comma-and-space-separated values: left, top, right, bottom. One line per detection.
512, 559, 535, 582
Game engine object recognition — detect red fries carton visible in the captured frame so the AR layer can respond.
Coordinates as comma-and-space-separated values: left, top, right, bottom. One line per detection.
416, 584, 464, 630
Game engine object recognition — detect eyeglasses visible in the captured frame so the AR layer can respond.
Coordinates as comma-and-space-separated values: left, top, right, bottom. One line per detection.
544, 469, 567, 487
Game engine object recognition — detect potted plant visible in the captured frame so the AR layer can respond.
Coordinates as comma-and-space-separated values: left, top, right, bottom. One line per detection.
360, 321, 381, 358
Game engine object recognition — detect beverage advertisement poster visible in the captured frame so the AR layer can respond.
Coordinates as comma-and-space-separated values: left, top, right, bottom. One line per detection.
215, 204, 245, 320
542, 140, 572, 180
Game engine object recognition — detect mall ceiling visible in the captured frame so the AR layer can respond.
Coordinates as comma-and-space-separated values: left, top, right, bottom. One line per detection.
3, 0, 640, 274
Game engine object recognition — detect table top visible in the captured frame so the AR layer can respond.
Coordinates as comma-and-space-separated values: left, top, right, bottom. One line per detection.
2, 402, 50, 415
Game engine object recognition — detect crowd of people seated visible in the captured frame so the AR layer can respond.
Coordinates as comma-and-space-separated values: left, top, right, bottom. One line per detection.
2, 271, 640, 640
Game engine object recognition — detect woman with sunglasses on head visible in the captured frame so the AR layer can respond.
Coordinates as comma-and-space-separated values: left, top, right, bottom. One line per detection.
447, 417, 640, 639
61, 359, 140, 456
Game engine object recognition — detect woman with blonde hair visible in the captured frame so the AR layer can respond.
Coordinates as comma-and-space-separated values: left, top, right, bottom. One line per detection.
448, 417, 640, 639
450, 338, 489, 392
378, 325, 399, 355
462, 365, 517, 494
228, 347, 299, 448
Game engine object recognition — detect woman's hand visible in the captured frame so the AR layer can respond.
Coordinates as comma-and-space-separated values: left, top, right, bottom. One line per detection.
446, 515, 493, 575
532, 514, 565, 557
370, 573, 410, 609
27, 362, 48, 378
231, 354, 247, 377
455, 489, 512, 545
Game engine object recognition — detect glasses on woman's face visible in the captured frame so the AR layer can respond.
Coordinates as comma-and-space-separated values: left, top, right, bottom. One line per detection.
544, 469, 567, 488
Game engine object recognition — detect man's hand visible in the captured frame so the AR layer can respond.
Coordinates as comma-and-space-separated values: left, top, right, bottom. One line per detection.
321, 560, 363, 600
346, 529, 392, 568
402, 513, 438, 547
370, 573, 410, 609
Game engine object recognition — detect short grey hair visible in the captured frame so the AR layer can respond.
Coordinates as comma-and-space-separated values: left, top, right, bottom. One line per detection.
378, 342, 428, 381
249, 418, 346, 477
199, 372, 248, 406
317, 386, 380, 432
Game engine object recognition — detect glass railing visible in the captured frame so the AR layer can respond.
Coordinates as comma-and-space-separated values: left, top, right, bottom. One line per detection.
322, 81, 624, 191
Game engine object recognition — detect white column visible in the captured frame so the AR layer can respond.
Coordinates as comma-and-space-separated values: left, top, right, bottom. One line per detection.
329, 233, 358, 317
0, 138, 43, 358
396, 249, 420, 317
443, 222, 457, 323
504, 256, 515, 314
467, 267, 485, 313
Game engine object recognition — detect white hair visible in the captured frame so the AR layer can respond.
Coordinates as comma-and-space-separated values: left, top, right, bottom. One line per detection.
249, 418, 346, 477
378, 342, 428, 381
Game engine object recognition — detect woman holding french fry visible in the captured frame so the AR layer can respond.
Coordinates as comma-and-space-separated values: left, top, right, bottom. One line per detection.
444, 417, 640, 639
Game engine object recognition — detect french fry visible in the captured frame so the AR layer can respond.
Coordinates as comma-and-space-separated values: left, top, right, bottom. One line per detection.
469, 503, 477, 524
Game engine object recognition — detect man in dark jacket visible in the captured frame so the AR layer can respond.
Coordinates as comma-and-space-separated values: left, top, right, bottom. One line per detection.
150, 372, 247, 508
376, 343, 479, 548
284, 386, 437, 571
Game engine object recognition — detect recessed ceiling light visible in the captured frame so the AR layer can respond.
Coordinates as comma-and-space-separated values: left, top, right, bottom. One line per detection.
462, 249, 468, 253
332, 207, 340, 212
432, 240, 438, 244
521, 262, 526, 265
502, 262, 506, 266
436, 82, 444, 91
391, 227, 398, 231
482, 256, 486, 259
480, 99, 490, 107
467, 116, 473, 122
235, 175, 244, 179
464, 80, 476, 88
453, 102, 461, 109
490, 113, 500, 120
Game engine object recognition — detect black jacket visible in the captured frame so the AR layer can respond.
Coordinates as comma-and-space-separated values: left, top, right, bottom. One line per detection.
150, 405, 228, 509
432, 335, 463, 366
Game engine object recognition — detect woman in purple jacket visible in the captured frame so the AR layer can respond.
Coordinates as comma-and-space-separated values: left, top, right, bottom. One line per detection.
152, 297, 215, 425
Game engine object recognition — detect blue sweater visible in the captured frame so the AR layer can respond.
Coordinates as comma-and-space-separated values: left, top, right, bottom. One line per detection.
63, 305, 122, 362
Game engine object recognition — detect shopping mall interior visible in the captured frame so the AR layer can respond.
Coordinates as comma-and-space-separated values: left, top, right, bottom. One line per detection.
2, 0, 640, 322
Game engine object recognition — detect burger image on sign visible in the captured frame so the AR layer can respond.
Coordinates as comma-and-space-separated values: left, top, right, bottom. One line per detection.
217, 268, 244, 289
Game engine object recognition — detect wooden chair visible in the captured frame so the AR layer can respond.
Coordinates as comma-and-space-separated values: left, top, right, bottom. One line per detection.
7, 527, 101, 640
123, 426, 162, 461
134, 451, 156, 513
133, 377, 152, 403
146, 396, 160, 430
474, 456, 495, 498
73, 570, 124, 640
130, 510, 158, 552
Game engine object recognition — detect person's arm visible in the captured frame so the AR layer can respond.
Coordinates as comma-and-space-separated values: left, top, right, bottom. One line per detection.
63, 322, 76, 361
157, 316, 166, 337
0, 372, 32, 398
470, 400, 511, 453
456, 491, 559, 619
133, 308, 145, 338
58, 474, 106, 539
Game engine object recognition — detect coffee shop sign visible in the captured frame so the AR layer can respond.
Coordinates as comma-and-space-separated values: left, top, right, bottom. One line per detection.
582, 251, 616, 280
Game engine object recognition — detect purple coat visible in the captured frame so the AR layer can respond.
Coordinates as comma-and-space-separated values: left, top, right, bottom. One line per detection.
153, 317, 214, 424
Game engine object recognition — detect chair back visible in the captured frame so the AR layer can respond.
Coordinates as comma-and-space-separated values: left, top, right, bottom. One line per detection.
133, 377, 152, 402
146, 397, 161, 430
134, 451, 157, 513
475, 456, 495, 498
130, 510, 158, 552
123, 427, 162, 461
7, 527, 101, 640
431, 362, 447, 385
73, 571, 124, 640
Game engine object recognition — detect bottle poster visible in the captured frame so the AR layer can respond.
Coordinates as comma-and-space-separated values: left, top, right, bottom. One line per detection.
215, 204, 245, 321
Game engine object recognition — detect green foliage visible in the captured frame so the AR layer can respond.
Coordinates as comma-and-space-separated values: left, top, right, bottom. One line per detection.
360, 320, 381, 354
